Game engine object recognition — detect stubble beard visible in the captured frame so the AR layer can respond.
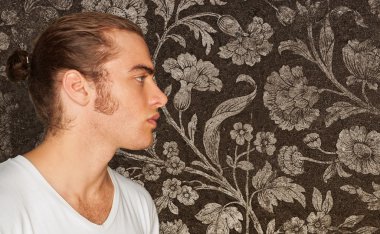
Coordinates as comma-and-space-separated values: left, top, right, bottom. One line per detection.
94, 77, 119, 115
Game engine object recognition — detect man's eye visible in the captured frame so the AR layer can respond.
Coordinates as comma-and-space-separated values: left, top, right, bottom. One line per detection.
136, 76, 146, 83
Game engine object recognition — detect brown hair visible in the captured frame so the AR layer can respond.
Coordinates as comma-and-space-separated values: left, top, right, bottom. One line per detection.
6, 12, 143, 134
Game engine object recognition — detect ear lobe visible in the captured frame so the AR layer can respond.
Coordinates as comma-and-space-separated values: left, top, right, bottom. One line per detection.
61, 70, 92, 106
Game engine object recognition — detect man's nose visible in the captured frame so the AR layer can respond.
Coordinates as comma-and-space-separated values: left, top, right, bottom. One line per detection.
149, 82, 168, 108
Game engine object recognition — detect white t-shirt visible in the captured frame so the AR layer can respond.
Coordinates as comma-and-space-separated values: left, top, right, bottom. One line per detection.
0, 155, 159, 234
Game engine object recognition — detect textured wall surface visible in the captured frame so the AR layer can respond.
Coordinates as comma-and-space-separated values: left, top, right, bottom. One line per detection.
1, 0, 380, 233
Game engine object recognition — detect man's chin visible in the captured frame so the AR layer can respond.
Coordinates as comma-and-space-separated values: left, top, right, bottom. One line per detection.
121, 139, 153, 151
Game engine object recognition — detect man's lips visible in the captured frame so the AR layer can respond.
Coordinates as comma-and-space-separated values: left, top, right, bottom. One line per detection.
149, 113, 160, 121
147, 113, 160, 127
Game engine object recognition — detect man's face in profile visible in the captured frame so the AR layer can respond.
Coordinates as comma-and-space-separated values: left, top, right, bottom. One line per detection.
90, 30, 167, 150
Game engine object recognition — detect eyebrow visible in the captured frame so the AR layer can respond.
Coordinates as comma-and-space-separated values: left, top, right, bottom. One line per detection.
129, 64, 155, 75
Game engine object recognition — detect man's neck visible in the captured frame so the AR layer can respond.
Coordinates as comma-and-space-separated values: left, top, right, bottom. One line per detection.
24, 129, 116, 200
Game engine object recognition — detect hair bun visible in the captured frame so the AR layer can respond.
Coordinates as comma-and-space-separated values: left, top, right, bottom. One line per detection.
6, 50, 30, 82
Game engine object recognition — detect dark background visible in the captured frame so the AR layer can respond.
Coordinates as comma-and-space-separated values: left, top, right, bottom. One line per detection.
1, 0, 380, 233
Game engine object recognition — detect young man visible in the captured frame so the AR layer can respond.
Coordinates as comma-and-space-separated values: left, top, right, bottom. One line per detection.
0, 12, 167, 233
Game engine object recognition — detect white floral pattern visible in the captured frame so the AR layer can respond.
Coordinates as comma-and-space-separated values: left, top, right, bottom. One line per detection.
163, 141, 179, 158
1, 0, 380, 233
278, 145, 305, 176
115, 166, 130, 178
229, 122, 253, 146
218, 16, 273, 66
160, 219, 190, 234
306, 212, 331, 234
283, 217, 307, 234
254, 131, 276, 155
177, 185, 199, 206
264, 65, 320, 131
1, 10, 19, 25
343, 39, 380, 90
162, 178, 182, 199
336, 126, 380, 175
162, 53, 222, 111
0, 32, 10, 51
165, 156, 185, 175
142, 163, 161, 181
81, 0, 148, 33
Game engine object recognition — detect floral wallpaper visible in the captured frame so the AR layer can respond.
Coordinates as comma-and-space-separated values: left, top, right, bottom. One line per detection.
1, 0, 380, 233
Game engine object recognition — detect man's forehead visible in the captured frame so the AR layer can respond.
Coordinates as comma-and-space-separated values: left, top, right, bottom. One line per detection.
114, 31, 152, 54
105, 30, 155, 74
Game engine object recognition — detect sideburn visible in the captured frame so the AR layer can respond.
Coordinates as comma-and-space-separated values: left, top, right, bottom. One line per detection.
94, 77, 119, 115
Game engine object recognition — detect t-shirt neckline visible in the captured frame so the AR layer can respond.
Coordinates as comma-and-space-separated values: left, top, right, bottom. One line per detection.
14, 155, 120, 230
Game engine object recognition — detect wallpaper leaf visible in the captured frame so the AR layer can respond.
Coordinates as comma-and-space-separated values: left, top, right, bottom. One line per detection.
341, 183, 380, 211
190, 160, 208, 170
167, 34, 186, 48
265, 219, 275, 234
278, 39, 315, 63
312, 187, 324, 212
339, 215, 365, 228
182, 19, 216, 55
322, 191, 333, 213
259, 176, 306, 213
253, 161, 306, 213
47, 0, 72, 10
203, 75, 256, 166
323, 162, 352, 183
336, 162, 352, 178
209, 0, 226, 6
1, 0, 380, 233
195, 203, 243, 234
152, 0, 175, 26
155, 193, 170, 213
252, 161, 274, 190
187, 114, 197, 143
236, 161, 254, 171
168, 200, 179, 214
318, 17, 334, 71
355, 226, 379, 234
322, 163, 336, 183
177, 0, 204, 15
325, 102, 368, 127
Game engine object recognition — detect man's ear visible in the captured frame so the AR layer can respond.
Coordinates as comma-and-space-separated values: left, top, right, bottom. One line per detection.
61, 70, 93, 106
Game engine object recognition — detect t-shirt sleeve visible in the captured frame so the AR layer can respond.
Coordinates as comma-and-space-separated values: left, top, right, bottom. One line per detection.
149, 197, 159, 234
138, 185, 160, 234
0, 183, 33, 234
112, 171, 161, 234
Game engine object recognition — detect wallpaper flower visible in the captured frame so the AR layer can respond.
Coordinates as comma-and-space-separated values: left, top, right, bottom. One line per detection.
1, 0, 380, 233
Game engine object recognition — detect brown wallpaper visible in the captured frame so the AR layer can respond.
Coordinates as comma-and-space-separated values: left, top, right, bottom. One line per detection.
1, 0, 380, 233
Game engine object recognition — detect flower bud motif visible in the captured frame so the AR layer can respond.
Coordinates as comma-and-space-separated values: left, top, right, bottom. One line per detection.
163, 53, 222, 112
303, 133, 321, 149
217, 15, 245, 36
276, 6, 296, 26
173, 81, 193, 112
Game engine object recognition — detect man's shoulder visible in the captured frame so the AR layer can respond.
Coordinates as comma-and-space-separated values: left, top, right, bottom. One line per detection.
0, 157, 27, 220
109, 168, 153, 200
110, 168, 159, 230
0, 156, 33, 204
0, 156, 25, 186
